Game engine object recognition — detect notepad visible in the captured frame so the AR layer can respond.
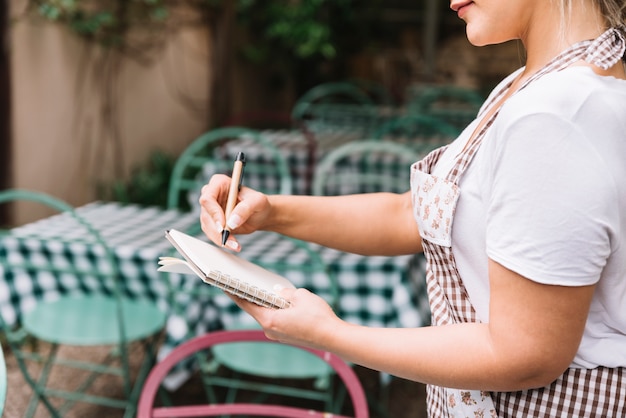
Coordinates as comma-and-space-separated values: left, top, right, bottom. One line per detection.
157, 229, 294, 309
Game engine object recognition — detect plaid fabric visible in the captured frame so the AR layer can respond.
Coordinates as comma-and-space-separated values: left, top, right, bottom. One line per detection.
494, 366, 626, 417
414, 150, 493, 416
0, 201, 430, 362
581, 27, 626, 70
413, 30, 626, 418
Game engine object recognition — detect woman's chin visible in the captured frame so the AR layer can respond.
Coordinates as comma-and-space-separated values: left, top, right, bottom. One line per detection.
465, 29, 489, 47
466, 29, 514, 47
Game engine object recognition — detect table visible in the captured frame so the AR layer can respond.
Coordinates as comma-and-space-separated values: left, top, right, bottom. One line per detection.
0, 202, 430, 363
0, 203, 194, 326
211, 129, 452, 197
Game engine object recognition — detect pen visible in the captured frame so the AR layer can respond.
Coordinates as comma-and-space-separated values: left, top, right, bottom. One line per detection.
221, 151, 246, 246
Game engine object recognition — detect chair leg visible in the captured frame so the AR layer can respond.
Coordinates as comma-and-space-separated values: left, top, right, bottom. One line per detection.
196, 351, 222, 404
55, 351, 120, 416
24, 343, 62, 418
225, 371, 242, 404
109, 341, 133, 399
328, 377, 345, 413
124, 336, 162, 418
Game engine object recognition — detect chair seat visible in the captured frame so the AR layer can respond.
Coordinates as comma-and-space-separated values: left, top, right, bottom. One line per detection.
23, 295, 166, 345
212, 341, 331, 379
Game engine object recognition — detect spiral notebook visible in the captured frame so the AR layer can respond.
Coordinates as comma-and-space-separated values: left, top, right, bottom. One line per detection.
157, 229, 294, 309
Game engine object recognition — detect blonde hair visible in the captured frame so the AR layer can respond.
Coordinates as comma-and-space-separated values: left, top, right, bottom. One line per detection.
596, 0, 626, 28
559, 0, 626, 28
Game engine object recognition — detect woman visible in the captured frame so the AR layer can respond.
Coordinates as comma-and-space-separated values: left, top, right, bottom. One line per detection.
199, 0, 626, 416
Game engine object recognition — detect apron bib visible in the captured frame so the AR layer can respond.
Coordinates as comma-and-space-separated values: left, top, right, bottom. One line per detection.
409, 28, 626, 418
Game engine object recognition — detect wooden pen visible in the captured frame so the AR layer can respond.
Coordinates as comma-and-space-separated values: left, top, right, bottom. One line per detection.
221, 152, 246, 246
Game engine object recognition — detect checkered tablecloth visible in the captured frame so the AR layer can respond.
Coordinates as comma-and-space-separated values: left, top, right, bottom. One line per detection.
0, 203, 197, 326
0, 201, 431, 385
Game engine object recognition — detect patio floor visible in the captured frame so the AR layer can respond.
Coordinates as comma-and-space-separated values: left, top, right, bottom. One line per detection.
2, 341, 427, 418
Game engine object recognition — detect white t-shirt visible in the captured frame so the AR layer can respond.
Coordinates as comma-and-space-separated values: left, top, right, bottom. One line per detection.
431, 66, 626, 369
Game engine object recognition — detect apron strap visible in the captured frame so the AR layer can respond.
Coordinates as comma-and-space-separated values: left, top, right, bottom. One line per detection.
444, 27, 625, 184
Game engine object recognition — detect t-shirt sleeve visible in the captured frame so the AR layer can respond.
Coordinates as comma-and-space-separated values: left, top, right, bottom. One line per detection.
485, 111, 615, 286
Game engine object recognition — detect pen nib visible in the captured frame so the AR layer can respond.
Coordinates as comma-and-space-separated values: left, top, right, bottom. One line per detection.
221, 230, 230, 247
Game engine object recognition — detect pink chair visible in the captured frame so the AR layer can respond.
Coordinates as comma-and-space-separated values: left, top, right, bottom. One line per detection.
137, 330, 369, 418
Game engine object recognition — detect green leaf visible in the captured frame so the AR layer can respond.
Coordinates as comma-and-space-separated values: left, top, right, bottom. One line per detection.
150, 7, 169, 21
38, 4, 61, 20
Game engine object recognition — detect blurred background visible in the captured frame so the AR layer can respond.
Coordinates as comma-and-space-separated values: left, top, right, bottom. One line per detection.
0, 0, 523, 224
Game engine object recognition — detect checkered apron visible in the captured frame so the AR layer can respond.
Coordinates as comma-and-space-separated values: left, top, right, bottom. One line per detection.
409, 28, 626, 418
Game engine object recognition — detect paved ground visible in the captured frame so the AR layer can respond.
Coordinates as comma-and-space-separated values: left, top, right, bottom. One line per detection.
3, 341, 428, 417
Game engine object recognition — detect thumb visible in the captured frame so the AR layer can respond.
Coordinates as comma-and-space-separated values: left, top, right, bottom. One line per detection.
276, 285, 297, 301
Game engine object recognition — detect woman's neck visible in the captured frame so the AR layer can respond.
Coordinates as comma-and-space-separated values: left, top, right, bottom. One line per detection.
522, 1, 607, 74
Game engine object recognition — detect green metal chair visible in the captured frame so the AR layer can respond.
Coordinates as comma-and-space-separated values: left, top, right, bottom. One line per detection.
0, 188, 166, 418
291, 82, 384, 136
167, 126, 293, 216
312, 140, 423, 196
291, 82, 374, 121
372, 113, 459, 161
407, 84, 484, 132
347, 78, 397, 106
373, 113, 461, 141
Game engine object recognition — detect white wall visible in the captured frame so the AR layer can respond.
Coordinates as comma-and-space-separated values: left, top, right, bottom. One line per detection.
9, 1, 211, 223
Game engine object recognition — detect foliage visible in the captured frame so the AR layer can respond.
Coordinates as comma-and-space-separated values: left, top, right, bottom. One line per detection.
29, 0, 385, 66
27, 0, 218, 63
237, 0, 384, 63
99, 149, 176, 208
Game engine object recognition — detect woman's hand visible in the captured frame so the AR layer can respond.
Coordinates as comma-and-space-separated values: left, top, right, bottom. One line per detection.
228, 287, 341, 351
199, 174, 271, 251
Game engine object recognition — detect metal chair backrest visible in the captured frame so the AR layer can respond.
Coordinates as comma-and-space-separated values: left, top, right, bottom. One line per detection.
167, 127, 293, 212
291, 82, 374, 121
291, 82, 383, 136
312, 140, 423, 196
347, 78, 396, 106
136, 329, 369, 418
